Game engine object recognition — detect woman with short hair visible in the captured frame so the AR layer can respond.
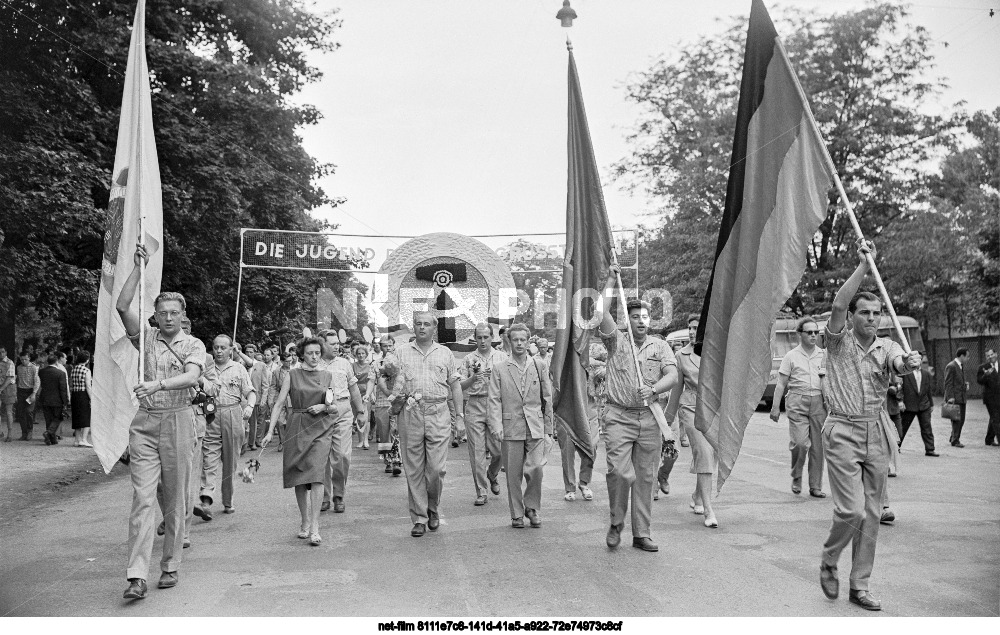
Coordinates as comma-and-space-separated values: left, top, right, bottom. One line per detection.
70, 350, 93, 447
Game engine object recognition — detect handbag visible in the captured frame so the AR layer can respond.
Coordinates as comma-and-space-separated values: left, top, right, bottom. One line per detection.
940, 402, 961, 421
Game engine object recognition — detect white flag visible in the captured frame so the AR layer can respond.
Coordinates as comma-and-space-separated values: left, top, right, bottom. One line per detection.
92, 0, 163, 473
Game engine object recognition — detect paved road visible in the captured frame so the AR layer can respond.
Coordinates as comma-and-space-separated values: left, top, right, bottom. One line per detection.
1, 405, 997, 617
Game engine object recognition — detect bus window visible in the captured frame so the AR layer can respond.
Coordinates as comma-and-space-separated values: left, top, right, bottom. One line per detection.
771, 331, 800, 359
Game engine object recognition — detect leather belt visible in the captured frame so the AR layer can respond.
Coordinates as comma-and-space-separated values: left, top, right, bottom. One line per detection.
828, 409, 880, 422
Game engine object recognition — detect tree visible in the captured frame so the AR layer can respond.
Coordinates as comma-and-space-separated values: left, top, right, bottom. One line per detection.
614, 3, 961, 321
0, 0, 346, 351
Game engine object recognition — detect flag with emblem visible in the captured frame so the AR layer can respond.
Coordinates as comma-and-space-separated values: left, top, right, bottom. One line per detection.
92, 0, 164, 473
695, 0, 836, 491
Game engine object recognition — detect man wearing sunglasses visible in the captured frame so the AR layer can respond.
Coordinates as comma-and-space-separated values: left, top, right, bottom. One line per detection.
770, 317, 827, 498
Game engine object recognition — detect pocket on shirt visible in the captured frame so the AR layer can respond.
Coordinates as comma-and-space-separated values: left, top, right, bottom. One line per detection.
641, 359, 661, 382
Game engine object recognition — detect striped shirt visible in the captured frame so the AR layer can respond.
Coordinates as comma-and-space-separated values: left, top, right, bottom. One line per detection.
462, 348, 508, 397
824, 324, 906, 416
394, 341, 458, 400
15, 362, 39, 390
599, 329, 676, 408
70, 364, 91, 392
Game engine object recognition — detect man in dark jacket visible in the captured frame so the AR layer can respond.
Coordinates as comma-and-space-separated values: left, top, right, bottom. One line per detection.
977, 349, 1000, 446
943, 348, 970, 447
900, 352, 937, 456
37, 353, 69, 445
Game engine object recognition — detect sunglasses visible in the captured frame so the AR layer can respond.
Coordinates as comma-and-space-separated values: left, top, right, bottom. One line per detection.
801, 330, 819, 335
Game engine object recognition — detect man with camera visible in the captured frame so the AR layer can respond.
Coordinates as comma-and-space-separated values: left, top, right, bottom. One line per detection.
460, 322, 507, 506
118, 245, 207, 599
197, 335, 256, 520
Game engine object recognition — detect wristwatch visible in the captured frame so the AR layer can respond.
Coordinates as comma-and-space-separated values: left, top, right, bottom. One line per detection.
158, 379, 167, 391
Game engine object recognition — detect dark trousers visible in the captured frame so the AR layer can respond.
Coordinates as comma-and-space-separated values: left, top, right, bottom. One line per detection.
41, 405, 62, 437
899, 408, 935, 453
985, 404, 999, 445
16, 388, 34, 438
949, 403, 967, 445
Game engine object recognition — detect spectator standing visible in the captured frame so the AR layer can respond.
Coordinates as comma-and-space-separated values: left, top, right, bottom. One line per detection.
943, 348, 970, 447
70, 350, 94, 447
14, 351, 40, 440
899, 352, 937, 456
977, 349, 1000, 446
37, 353, 69, 445
0, 347, 15, 441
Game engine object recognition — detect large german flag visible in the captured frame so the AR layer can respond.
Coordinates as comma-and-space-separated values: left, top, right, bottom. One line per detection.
695, 0, 835, 491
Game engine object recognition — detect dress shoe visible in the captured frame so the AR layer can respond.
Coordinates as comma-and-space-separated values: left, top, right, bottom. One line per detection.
511, 517, 525, 529
320, 500, 331, 512
606, 524, 622, 549
333, 497, 345, 513
809, 489, 827, 498
410, 523, 426, 537
392, 465, 402, 476
820, 563, 839, 599
791, 477, 802, 495
224, 506, 235, 514
489, 478, 500, 495
525, 508, 541, 528
680, 437, 690, 447
474, 495, 487, 506
428, 510, 440, 531
451, 440, 459, 448
880, 508, 895, 524
952, 441, 965, 448
632, 537, 658, 552
925, 450, 939, 456
986, 441, 997, 446
123, 578, 147, 600
183, 538, 191, 549
43, 432, 52, 445
579, 485, 594, 501
157, 571, 178, 589
157, 521, 165, 536
194, 501, 212, 521
848, 589, 882, 611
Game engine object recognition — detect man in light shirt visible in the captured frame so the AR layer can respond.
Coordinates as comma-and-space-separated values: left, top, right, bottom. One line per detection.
318, 329, 365, 513
460, 323, 507, 506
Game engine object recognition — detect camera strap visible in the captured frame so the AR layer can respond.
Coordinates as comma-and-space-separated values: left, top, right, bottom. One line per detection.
160, 337, 199, 402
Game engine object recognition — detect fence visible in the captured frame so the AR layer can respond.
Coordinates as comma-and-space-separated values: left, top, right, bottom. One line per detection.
926, 334, 1000, 399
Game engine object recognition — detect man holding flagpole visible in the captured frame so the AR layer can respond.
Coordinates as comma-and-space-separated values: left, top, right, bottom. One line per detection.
595, 265, 677, 552
117, 245, 206, 599
818, 241, 920, 611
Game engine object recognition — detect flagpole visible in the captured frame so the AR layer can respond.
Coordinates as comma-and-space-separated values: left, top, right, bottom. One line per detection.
136, 1, 146, 386
775, 39, 911, 354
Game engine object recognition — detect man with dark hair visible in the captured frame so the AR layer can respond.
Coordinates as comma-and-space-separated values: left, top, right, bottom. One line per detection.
117, 245, 206, 599
818, 242, 920, 611
596, 265, 678, 553
771, 316, 827, 497
317, 329, 364, 514
978, 349, 1000, 446
37, 353, 69, 445
14, 351, 40, 440
487, 322, 552, 528
944, 348, 970, 447
900, 351, 937, 456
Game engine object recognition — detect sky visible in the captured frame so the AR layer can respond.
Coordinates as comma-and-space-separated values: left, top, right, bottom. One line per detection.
291, 0, 1000, 239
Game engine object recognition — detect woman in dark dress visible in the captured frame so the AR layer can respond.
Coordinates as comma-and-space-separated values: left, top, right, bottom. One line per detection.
262, 338, 339, 546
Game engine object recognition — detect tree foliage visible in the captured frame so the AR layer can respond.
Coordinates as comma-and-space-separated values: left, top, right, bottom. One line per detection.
0, 0, 345, 350
615, 3, 965, 329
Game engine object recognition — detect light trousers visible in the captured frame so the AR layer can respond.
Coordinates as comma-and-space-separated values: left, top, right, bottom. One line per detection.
821, 414, 890, 591
398, 400, 450, 524
786, 392, 826, 490
323, 399, 353, 503
503, 437, 546, 519
558, 416, 597, 492
465, 395, 501, 497
603, 404, 659, 538
126, 405, 196, 580
200, 404, 244, 508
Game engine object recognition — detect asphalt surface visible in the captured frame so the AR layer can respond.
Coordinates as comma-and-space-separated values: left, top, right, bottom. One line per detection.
1, 404, 997, 617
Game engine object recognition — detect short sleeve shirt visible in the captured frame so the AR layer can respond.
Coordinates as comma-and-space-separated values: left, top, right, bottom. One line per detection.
317, 356, 357, 400
824, 324, 905, 415
0, 358, 16, 400
137, 327, 208, 410
395, 342, 458, 400
15, 362, 38, 390
70, 364, 91, 392
212, 361, 255, 407
600, 329, 676, 408
778, 345, 826, 396
462, 348, 509, 397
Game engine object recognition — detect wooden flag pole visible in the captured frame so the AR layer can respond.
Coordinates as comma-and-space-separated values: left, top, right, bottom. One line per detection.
775, 39, 911, 355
